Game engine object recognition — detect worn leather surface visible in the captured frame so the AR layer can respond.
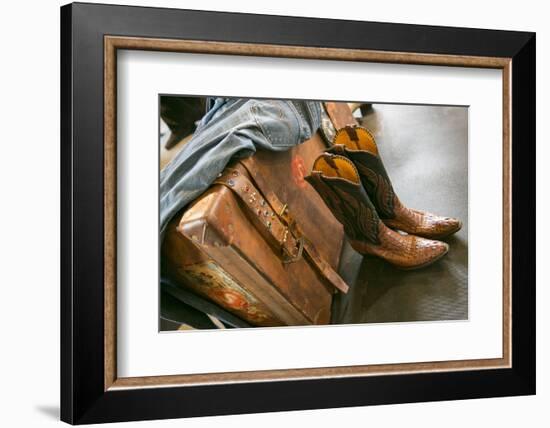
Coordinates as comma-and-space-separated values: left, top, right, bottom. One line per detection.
162, 133, 344, 326
240, 133, 344, 268
214, 166, 349, 293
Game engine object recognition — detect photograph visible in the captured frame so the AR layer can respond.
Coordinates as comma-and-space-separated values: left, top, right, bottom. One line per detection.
159, 96, 468, 330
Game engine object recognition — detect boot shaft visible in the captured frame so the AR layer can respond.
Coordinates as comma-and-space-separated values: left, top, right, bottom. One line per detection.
328, 125, 462, 240
305, 153, 381, 245
328, 126, 397, 219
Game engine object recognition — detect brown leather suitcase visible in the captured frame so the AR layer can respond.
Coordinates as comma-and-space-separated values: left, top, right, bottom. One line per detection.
162, 131, 347, 327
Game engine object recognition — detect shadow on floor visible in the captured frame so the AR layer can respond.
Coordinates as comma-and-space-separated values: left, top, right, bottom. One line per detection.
35, 405, 59, 420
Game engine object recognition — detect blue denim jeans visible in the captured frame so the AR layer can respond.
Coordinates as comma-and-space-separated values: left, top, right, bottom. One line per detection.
160, 98, 322, 235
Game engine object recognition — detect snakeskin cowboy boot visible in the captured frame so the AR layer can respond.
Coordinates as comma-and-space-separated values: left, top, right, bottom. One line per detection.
305, 153, 449, 270
327, 125, 462, 240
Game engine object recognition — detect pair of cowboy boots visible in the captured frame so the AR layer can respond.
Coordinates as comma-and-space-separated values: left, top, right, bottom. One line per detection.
306, 126, 462, 270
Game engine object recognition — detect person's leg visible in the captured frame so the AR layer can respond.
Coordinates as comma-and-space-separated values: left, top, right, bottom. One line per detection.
160, 98, 321, 235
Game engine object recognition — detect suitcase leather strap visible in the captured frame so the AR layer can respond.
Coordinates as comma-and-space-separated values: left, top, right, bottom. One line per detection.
239, 159, 349, 295
215, 167, 349, 294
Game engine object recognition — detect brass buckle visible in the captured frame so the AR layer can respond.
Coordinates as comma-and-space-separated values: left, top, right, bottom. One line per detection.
282, 236, 304, 264
278, 203, 295, 228
278, 204, 303, 264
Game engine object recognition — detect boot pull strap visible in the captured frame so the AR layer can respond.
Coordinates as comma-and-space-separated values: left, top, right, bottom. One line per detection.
345, 126, 360, 143
333, 125, 379, 155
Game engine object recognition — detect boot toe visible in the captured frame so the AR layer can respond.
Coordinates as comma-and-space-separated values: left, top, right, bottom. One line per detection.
384, 209, 463, 240
435, 216, 462, 237
421, 213, 462, 239
402, 237, 449, 270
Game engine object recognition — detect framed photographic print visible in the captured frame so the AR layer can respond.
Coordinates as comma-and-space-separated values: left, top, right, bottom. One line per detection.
60, 2, 536, 424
